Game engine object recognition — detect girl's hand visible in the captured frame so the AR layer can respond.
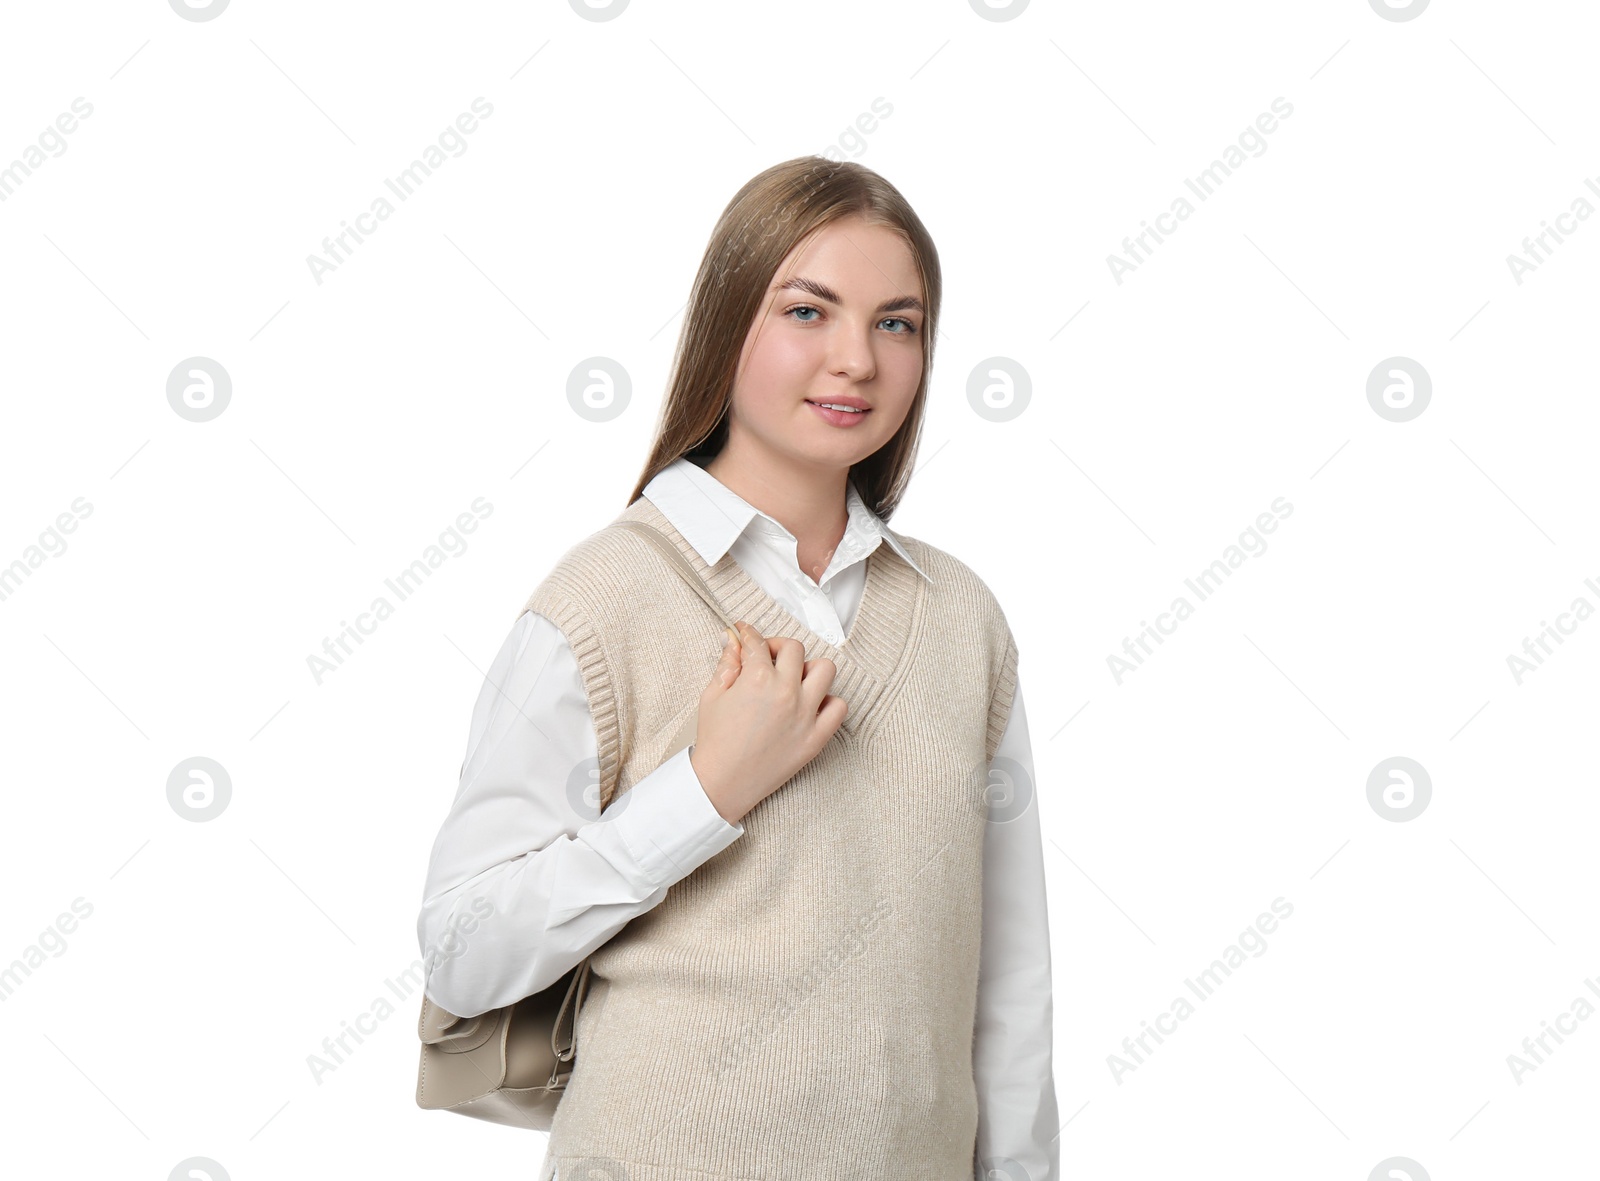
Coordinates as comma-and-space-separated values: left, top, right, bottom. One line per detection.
690, 620, 847, 825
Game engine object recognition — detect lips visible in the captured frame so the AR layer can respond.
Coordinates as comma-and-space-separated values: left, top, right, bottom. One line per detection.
805, 400, 872, 427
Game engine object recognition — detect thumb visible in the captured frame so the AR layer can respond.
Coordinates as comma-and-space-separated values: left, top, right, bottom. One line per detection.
712, 625, 743, 689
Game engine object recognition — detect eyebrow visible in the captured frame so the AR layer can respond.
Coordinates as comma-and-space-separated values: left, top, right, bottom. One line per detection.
773, 276, 925, 316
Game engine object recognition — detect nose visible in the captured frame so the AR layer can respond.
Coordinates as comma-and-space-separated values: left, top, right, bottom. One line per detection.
828, 323, 876, 382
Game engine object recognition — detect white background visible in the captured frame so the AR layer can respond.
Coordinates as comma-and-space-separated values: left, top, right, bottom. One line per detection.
1, 1, 1596, 1178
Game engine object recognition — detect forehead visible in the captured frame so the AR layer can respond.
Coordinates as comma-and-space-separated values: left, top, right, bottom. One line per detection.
771, 218, 922, 297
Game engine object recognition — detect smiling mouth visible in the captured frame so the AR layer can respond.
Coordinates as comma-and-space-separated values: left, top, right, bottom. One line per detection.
805, 400, 869, 414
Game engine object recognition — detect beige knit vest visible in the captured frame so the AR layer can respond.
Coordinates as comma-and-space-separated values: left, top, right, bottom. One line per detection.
527, 494, 1018, 1181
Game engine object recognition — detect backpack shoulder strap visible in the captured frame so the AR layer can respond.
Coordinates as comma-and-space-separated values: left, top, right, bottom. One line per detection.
605, 520, 736, 631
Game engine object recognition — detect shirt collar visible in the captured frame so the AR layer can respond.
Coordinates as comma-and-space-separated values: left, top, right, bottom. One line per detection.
641, 456, 933, 584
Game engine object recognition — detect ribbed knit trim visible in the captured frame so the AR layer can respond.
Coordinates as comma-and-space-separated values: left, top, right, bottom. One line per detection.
522, 571, 627, 811
615, 496, 927, 744
987, 630, 1020, 763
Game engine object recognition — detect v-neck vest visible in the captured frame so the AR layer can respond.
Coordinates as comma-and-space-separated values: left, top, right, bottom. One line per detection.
525, 494, 1019, 1181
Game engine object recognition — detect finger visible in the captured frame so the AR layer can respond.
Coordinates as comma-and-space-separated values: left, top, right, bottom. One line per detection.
799, 656, 839, 712
771, 636, 806, 681
801, 657, 839, 689
814, 692, 848, 736
734, 620, 774, 667
713, 627, 742, 688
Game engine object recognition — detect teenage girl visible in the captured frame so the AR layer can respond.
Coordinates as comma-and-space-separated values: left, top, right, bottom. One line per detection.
417, 157, 1057, 1181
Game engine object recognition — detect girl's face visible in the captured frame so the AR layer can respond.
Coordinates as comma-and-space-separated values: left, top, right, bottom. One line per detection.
724, 213, 925, 476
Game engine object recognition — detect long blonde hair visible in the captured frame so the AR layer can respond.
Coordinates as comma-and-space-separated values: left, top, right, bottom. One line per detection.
627, 156, 941, 523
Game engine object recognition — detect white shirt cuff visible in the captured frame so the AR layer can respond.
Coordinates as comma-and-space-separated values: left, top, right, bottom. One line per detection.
607, 744, 744, 887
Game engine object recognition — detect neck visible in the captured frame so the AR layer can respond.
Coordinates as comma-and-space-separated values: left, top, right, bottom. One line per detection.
704, 445, 850, 583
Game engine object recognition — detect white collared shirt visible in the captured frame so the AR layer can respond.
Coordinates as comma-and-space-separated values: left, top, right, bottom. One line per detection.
417, 456, 1058, 1180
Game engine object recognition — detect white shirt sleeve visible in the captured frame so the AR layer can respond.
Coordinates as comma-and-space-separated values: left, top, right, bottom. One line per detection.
416, 609, 745, 1019
973, 674, 1061, 1180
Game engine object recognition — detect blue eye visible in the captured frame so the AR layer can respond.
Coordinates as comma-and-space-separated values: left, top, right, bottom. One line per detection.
784, 305, 918, 335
